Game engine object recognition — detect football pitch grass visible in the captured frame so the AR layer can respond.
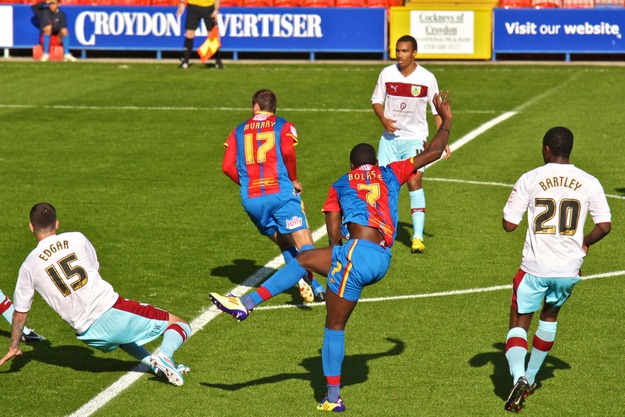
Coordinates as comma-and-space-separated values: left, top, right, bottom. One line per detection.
0, 60, 624, 416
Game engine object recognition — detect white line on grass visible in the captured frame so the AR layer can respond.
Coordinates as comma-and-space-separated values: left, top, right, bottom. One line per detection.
0, 103, 495, 114
254, 269, 625, 312
65, 79, 574, 417
426, 177, 625, 201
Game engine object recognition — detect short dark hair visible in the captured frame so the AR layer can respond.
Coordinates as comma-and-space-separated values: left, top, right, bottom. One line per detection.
543, 126, 573, 158
30, 202, 57, 231
252, 89, 277, 113
350, 143, 377, 168
396, 35, 417, 52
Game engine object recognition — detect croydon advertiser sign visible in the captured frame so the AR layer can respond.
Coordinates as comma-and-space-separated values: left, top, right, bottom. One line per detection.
8, 5, 385, 53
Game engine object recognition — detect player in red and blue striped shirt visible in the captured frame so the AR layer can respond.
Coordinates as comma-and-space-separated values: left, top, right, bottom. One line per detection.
211, 91, 452, 412
222, 89, 325, 304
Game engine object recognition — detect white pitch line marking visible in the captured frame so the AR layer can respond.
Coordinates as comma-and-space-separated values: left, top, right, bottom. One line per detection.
256, 269, 625, 312
0, 103, 495, 114
426, 177, 625, 201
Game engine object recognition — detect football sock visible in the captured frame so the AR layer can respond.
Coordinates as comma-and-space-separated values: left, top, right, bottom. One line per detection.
43, 34, 50, 53
322, 328, 344, 403
283, 247, 307, 289
0, 290, 32, 335
505, 327, 528, 384
159, 322, 191, 358
62, 36, 70, 53
0, 290, 14, 324
310, 273, 325, 297
247, 259, 308, 308
526, 320, 557, 386
120, 342, 152, 366
409, 189, 426, 240
183, 37, 193, 63
282, 246, 297, 264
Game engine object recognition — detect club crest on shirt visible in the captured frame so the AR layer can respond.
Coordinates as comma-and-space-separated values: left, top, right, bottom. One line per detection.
411, 86, 422, 96
285, 216, 303, 229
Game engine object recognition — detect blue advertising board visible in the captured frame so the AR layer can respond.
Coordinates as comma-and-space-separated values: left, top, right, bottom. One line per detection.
6, 5, 386, 58
493, 8, 625, 59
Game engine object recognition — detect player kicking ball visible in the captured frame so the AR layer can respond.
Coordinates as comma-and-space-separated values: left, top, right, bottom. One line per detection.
211, 91, 453, 412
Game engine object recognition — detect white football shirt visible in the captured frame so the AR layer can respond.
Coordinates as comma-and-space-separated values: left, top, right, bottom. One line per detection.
14, 232, 118, 334
503, 163, 611, 277
371, 63, 439, 141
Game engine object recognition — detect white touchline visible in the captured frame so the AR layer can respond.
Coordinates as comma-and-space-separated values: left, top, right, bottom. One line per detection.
65, 79, 577, 417
255, 269, 625, 311
0, 103, 493, 114
426, 177, 625, 201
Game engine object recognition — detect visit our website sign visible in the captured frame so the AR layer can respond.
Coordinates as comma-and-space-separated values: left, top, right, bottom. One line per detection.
494, 8, 625, 53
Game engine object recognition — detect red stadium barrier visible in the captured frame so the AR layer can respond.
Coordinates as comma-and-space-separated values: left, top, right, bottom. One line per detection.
273, 0, 302, 6
334, 0, 364, 6
302, 0, 334, 6
242, 0, 273, 6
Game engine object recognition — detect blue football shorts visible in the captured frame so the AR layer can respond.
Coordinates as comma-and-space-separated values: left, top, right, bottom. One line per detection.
511, 269, 582, 314
377, 137, 426, 173
327, 239, 392, 302
242, 192, 309, 237
77, 297, 169, 352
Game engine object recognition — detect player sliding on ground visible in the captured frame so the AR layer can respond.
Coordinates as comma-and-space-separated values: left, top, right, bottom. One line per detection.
211, 90, 453, 412
0, 203, 191, 386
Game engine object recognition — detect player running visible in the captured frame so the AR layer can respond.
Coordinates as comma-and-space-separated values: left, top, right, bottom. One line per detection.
502, 127, 611, 412
211, 91, 453, 412
221, 89, 325, 303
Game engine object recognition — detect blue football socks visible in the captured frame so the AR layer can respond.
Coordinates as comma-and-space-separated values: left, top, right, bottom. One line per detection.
43, 34, 50, 53
322, 328, 345, 403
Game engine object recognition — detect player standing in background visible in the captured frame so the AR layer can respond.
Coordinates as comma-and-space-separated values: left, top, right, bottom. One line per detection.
0, 203, 192, 387
0, 289, 45, 342
220, 89, 325, 306
371, 35, 450, 254
502, 127, 611, 412
212, 91, 452, 412
177, 0, 223, 69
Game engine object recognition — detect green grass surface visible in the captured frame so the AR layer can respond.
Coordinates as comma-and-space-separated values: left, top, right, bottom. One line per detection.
0, 61, 623, 416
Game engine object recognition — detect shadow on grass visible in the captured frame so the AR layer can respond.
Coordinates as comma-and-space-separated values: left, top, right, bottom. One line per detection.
469, 342, 571, 400
396, 221, 434, 250
0, 332, 139, 375
211, 259, 311, 307
201, 337, 405, 401
614, 187, 625, 196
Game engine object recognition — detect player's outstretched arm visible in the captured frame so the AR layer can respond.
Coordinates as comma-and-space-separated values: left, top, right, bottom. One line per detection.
411, 91, 452, 172
0, 311, 27, 366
